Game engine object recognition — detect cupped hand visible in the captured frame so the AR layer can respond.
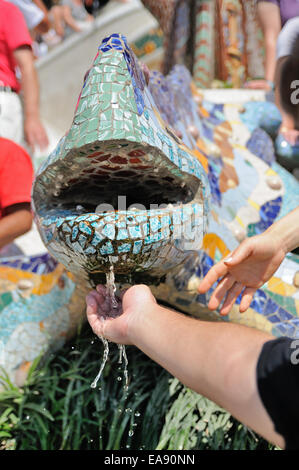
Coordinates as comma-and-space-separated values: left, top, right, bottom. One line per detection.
86, 284, 156, 345
198, 232, 286, 315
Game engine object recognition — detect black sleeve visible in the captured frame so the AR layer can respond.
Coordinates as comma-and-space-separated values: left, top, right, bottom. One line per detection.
257, 337, 299, 449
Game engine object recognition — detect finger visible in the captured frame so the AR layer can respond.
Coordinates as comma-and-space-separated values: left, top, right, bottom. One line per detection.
25, 132, 35, 151
86, 290, 105, 310
86, 293, 97, 313
38, 132, 49, 150
208, 274, 236, 310
224, 241, 252, 267
220, 282, 244, 316
96, 284, 107, 296
86, 299, 105, 336
197, 262, 229, 294
101, 298, 113, 313
239, 287, 256, 313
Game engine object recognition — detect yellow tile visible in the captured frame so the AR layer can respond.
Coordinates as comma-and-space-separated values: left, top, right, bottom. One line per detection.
268, 277, 296, 296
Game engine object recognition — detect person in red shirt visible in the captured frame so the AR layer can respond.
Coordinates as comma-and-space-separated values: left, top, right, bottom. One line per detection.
0, 138, 34, 252
0, 0, 48, 152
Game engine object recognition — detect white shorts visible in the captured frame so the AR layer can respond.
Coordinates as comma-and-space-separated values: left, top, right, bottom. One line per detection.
8, 0, 45, 31
0, 91, 24, 146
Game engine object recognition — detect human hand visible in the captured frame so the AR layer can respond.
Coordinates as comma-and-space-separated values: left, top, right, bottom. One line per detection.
279, 126, 299, 146
244, 79, 273, 91
24, 116, 49, 151
86, 284, 156, 344
198, 231, 286, 315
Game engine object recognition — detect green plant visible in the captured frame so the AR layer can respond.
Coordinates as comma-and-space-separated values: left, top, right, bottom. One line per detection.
0, 324, 276, 450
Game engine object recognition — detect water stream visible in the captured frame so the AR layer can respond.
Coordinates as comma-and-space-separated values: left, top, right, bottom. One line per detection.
90, 263, 129, 390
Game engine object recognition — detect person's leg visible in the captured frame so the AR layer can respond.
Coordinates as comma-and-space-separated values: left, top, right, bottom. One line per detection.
245, 1, 281, 90
62, 4, 81, 32
50, 5, 66, 37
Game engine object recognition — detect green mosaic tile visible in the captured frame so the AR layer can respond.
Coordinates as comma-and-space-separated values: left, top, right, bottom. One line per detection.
0, 292, 13, 310
265, 289, 298, 317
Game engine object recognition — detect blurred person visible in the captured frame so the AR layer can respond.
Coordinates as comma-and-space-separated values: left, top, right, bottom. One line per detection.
86, 207, 299, 450
84, 0, 107, 15
246, 1, 299, 92
0, 138, 33, 256
9, 0, 52, 57
83, 0, 130, 17
42, 0, 91, 38
61, 0, 94, 32
275, 20, 299, 147
0, 0, 49, 151
246, 1, 299, 150
8, 0, 50, 36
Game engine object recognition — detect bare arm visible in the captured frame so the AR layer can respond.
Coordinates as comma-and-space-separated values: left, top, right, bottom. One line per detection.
0, 203, 32, 249
257, 1, 281, 83
13, 46, 49, 151
86, 285, 285, 449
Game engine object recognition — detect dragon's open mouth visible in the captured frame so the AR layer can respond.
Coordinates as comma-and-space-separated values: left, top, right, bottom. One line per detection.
43, 141, 199, 213
33, 140, 205, 281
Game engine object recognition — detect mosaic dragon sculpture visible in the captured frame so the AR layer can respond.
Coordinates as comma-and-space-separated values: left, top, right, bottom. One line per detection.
1, 33, 299, 386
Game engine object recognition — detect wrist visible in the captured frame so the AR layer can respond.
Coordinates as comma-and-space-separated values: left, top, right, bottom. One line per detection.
265, 220, 294, 255
25, 112, 40, 121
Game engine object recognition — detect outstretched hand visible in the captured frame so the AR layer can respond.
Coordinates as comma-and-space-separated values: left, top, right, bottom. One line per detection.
198, 232, 286, 315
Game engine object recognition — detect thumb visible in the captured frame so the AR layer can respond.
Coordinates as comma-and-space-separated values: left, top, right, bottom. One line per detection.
224, 240, 252, 266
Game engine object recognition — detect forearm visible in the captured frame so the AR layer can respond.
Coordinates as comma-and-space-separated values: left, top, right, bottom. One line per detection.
257, 2, 281, 83
0, 211, 32, 249
266, 207, 299, 253
18, 55, 41, 120
263, 35, 278, 82
129, 306, 284, 447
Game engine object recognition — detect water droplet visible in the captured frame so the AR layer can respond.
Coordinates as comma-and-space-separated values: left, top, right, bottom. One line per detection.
90, 336, 109, 389
135, 411, 140, 417
128, 430, 134, 437
117, 376, 122, 381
